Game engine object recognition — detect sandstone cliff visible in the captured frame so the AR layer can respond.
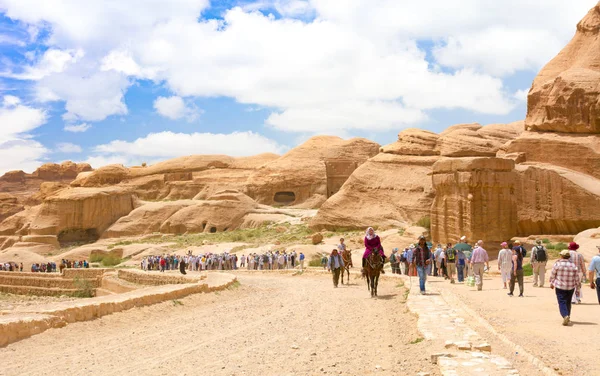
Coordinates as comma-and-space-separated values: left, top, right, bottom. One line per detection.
526, 3, 600, 133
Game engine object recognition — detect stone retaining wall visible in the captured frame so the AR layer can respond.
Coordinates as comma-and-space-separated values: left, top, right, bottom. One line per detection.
0, 285, 78, 297
0, 273, 237, 348
0, 271, 63, 278
62, 268, 107, 278
117, 270, 205, 285
0, 275, 101, 289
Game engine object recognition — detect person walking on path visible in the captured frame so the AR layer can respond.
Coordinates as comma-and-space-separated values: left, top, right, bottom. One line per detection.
328, 249, 345, 288
498, 242, 513, 289
433, 244, 443, 276
531, 240, 548, 287
456, 249, 466, 283
470, 240, 490, 291
362, 227, 385, 274
508, 246, 524, 297
445, 243, 457, 284
299, 252, 305, 270
568, 242, 586, 304
513, 240, 527, 258
412, 236, 431, 294
588, 245, 600, 304
550, 250, 581, 326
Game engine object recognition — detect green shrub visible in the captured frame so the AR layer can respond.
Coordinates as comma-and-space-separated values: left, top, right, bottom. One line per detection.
523, 263, 533, 277
542, 239, 550, 244
101, 253, 123, 267
309, 255, 325, 267
90, 252, 123, 267
416, 216, 431, 230
397, 228, 405, 236
554, 242, 568, 250
72, 277, 94, 298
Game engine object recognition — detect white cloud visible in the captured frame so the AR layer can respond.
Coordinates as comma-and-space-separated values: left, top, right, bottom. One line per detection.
56, 142, 82, 153
432, 28, 565, 76
153, 96, 200, 121
0, 0, 597, 133
93, 131, 287, 159
4, 48, 84, 80
514, 89, 529, 102
266, 100, 426, 133
64, 123, 92, 133
0, 96, 48, 175
100, 49, 158, 79
0, 33, 26, 46
0, 95, 47, 139
0, 139, 48, 175
36, 70, 129, 121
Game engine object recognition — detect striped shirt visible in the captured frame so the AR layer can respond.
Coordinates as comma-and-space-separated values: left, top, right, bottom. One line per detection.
549, 259, 580, 290
470, 246, 489, 263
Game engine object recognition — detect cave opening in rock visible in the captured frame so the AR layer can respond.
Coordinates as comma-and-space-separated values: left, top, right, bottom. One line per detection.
209, 226, 217, 233
273, 191, 296, 205
58, 228, 99, 246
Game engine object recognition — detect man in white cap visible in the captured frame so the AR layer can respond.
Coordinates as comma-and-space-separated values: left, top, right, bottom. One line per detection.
588, 245, 600, 304
531, 239, 548, 287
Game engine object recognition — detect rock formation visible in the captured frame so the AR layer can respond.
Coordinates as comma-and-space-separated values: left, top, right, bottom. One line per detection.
526, 3, 600, 133
310, 123, 523, 231
245, 136, 380, 207
430, 157, 517, 244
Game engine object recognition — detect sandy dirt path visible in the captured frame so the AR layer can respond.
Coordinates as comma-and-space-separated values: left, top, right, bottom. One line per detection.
427, 273, 599, 376
0, 273, 439, 376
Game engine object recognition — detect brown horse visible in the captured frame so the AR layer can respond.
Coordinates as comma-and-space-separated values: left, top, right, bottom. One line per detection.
340, 249, 352, 285
364, 252, 383, 297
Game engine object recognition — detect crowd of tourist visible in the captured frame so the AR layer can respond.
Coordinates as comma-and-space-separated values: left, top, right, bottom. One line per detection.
0, 259, 89, 273
339, 227, 600, 327
140, 250, 306, 272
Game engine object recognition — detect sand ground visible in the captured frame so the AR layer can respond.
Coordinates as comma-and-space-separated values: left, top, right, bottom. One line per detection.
424, 272, 599, 376
0, 273, 440, 376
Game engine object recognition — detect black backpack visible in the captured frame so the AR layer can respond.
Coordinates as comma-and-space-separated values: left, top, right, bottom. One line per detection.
535, 246, 547, 262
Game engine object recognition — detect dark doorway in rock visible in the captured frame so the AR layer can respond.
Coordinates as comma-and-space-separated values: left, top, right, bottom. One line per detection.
273, 191, 295, 205
58, 228, 99, 246
209, 226, 217, 233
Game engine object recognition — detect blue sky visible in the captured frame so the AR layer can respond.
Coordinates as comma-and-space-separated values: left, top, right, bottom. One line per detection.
0, 0, 596, 174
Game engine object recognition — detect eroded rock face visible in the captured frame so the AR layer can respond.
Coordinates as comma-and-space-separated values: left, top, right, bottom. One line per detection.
526, 3, 600, 133
430, 157, 517, 244
515, 164, 600, 235
102, 200, 197, 238
0, 193, 23, 223
436, 122, 524, 157
310, 153, 438, 230
380, 128, 439, 156
27, 187, 136, 242
503, 131, 600, 180
246, 136, 380, 207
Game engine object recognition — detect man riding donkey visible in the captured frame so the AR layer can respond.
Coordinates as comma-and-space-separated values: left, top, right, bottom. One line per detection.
362, 227, 386, 275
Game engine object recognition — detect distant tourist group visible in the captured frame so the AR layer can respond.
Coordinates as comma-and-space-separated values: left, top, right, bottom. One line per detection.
0, 259, 88, 273
140, 250, 306, 273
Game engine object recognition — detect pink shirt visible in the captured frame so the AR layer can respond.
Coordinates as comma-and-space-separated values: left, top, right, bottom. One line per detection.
470, 246, 489, 263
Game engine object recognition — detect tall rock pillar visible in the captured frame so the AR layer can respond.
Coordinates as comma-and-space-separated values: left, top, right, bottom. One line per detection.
430, 157, 517, 244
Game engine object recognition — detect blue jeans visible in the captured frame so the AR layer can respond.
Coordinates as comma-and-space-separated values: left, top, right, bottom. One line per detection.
555, 288, 575, 318
417, 266, 427, 292
596, 278, 600, 304
457, 264, 465, 282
